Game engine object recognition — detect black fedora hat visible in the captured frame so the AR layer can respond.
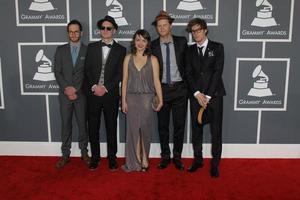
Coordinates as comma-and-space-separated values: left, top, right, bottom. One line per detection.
97, 15, 118, 30
152, 10, 175, 26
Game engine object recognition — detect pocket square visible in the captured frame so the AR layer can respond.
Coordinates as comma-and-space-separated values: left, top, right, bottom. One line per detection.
208, 50, 215, 57
80, 56, 85, 60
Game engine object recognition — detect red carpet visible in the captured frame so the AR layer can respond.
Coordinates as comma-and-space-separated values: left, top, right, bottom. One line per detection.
0, 156, 299, 200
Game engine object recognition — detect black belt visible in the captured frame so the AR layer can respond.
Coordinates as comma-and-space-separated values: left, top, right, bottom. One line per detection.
162, 81, 184, 88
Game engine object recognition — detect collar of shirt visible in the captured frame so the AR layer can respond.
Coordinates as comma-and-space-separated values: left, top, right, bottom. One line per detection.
197, 38, 208, 55
101, 40, 113, 60
160, 37, 174, 45
101, 40, 114, 47
70, 41, 81, 50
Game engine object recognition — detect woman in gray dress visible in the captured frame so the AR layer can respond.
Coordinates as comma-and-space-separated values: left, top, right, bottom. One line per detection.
121, 29, 163, 172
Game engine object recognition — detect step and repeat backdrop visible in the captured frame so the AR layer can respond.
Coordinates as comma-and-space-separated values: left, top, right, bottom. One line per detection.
0, 0, 299, 158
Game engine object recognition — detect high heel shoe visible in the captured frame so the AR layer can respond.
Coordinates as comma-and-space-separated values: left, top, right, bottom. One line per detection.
141, 167, 149, 172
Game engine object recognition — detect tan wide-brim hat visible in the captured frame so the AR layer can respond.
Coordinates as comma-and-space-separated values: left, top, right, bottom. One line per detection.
197, 107, 205, 124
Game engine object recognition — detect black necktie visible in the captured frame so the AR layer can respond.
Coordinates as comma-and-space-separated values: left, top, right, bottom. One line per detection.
198, 46, 204, 57
164, 42, 171, 84
102, 42, 112, 48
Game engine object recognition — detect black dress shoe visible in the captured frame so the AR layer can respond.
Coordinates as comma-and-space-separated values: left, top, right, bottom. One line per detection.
187, 161, 204, 172
157, 159, 171, 169
109, 159, 118, 171
89, 160, 99, 171
210, 166, 220, 178
173, 159, 184, 171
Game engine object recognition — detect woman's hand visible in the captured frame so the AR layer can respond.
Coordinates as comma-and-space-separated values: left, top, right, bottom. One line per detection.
153, 100, 163, 112
122, 101, 128, 114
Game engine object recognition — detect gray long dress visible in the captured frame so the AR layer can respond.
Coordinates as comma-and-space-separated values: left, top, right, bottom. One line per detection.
122, 55, 156, 172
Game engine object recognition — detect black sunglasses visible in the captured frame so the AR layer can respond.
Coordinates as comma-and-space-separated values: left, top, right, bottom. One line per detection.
100, 26, 113, 31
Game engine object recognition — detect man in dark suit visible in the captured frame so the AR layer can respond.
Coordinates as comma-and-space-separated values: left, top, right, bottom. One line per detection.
84, 15, 126, 171
151, 11, 188, 171
54, 19, 90, 169
185, 18, 226, 177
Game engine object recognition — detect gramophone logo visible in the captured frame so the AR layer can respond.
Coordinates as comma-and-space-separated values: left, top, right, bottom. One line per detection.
16, 0, 68, 25
166, 0, 217, 25
106, 0, 128, 26
251, 0, 277, 27
248, 65, 273, 97
235, 59, 288, 110
29, 0, 55, 12
33, 49, 55, 81
177, 0, 203, 11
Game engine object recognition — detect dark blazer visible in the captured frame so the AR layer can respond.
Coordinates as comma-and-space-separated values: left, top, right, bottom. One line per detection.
151, 35, 188, 82
185, 40, 226, 98
54, 43, 87, 96
84, 40, 126, 96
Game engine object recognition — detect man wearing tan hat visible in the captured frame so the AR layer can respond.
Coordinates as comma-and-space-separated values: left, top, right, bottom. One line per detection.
151, 10, 188, 171
84, 15, 126, 171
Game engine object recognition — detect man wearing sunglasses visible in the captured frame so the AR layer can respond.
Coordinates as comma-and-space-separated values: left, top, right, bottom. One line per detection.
84, 15, 126, 171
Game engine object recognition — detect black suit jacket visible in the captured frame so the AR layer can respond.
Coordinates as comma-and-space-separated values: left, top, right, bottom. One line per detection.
151, 35, 188, 82
84, 40, 126, 96
185, 40, 226, 98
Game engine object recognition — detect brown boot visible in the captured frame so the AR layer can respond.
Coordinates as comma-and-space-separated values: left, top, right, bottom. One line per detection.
81, 154, 91, 166
55, 157, 70, 169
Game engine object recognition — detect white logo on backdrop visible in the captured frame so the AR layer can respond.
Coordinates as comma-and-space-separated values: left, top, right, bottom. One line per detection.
177, 0, 203, 11
248, 65, 273, 97
29, 0, 54, 12
33, 49, 55, 81
106, 0, 128, 26
251, 0, 277, 27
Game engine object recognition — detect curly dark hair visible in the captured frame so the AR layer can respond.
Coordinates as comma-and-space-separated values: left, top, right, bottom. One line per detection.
186, 18, 208, 35
131, 29, 151, 56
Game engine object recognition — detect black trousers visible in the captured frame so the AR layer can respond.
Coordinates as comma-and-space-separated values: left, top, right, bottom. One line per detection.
157, 82, 188, 160
190, 96, 223, 166
87, 92, 119, 162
